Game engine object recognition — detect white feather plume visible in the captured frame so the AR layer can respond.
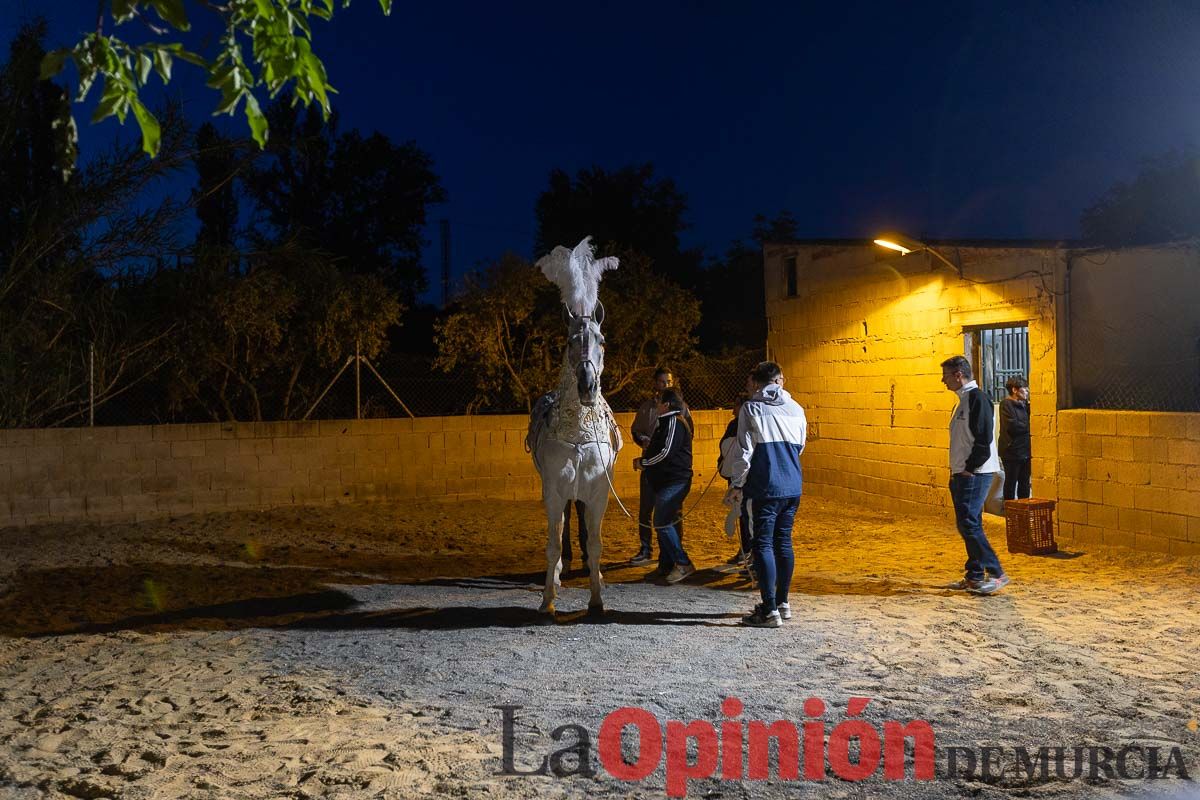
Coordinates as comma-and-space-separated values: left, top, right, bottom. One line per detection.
535, 236, 618, 316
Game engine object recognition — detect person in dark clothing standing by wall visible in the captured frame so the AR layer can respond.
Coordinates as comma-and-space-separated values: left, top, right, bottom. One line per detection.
634, 387, 695, 584
998, 375, 1032, 501
629, 368, 674, 565
560, 500, 588, 572
941, 355, 1009, 596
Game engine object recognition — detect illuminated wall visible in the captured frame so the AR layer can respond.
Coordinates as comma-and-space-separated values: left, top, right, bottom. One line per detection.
764, 241, 1065, 516
0, 411, 728, 527
1056, 409, 1200, 556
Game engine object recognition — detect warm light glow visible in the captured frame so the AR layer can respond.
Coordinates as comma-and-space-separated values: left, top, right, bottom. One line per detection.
873, 238, 913, 255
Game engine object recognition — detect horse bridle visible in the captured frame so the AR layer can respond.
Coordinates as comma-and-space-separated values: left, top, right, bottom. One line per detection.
566, 304, 605, 390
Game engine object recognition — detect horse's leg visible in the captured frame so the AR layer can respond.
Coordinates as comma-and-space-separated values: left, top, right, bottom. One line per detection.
541, 497, 565, 614
584, 500, 606, 613
560, 501, 573, 568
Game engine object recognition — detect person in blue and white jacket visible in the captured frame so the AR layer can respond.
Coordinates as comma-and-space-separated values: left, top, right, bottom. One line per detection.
725, 361, 807, 629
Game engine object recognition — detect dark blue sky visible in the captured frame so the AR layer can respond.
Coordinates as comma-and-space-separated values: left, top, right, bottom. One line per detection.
11, 1, 1200, 301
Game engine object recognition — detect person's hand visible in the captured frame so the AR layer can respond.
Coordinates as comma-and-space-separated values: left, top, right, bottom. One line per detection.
724, 487, 743, 507
633, 457, 642, 471
635, 435, 650, 447
956, 471, 974, 478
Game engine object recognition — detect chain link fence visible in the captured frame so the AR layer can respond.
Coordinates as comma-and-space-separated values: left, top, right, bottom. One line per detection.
1070, 352, 1200, 412
54, 346, 764, 426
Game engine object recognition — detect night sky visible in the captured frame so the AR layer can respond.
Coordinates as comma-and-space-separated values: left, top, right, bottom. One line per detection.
9, 1, 1200, 301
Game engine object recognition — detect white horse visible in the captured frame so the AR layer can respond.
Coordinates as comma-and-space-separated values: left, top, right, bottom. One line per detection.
526, 238, 622, 615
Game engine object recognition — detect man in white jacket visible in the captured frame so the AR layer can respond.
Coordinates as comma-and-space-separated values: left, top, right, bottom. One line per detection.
941, 355, 1010, 595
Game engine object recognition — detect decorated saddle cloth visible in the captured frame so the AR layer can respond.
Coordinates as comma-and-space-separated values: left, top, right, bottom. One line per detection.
526, 392, 619, 466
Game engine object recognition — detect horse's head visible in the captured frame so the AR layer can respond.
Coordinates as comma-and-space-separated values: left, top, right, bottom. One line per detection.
566, 303, 606, 406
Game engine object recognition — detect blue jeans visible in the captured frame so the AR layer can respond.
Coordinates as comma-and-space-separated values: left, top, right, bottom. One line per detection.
949, 473, 1004, 581
638, 470, 654, 555
653, 480, 692, 569
749, 496, 799, 613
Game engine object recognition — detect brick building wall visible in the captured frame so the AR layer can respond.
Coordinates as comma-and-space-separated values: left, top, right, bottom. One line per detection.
1057, 410, 1200, 556
764, 241, 1065, 516
763, 240, 1200, 556
0, 410, 730, 528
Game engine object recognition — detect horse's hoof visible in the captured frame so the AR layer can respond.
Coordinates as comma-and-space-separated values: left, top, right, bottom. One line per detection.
587, 602, 605, 616
539, 603, 555, 615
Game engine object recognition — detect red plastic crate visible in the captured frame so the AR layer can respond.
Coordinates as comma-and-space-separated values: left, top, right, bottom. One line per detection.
1004, 498, 1057, 555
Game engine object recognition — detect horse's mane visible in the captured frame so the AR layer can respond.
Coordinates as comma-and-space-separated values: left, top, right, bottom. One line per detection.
535, 236, 618, 316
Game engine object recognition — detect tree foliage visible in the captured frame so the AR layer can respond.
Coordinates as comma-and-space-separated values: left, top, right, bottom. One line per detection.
192, 122, 242, 255
696, 211, 796, 351
0, 21, 189, 427
156, 244, 402, 421
434, 249, 699, 412
244, 97, 446, 306
535, 164, 702, 288
1080, 149, 1200, 246
41, 0, 393, 164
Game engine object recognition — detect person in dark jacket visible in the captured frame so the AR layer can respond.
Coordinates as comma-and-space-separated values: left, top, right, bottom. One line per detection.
560, 500, 588, 572
628, 368, 674, 565
633, 387, 695, 584
998, 375, 1032, 501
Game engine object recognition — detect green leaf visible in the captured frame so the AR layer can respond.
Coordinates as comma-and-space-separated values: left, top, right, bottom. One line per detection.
112, 0, 137, 23
290, 9, 313, 38
163, 43, 206, 67
152, 48, 173, 81
148, 0, 190, 31
91, 78, 125, 123
378, 0, 392, 14
39, 49, 69, 80
253, 0, 274, 17
244, 91, 269, 147
130, 98, 161, 157
206, 63, 236, 90
214, 85, 243, 115
137, 51, 153, 85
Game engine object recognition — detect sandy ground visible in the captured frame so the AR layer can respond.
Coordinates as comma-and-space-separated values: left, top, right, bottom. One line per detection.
1, 491, 1199, 799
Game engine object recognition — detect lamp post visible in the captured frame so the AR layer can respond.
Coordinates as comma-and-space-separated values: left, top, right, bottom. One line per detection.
873, 233, 962, 278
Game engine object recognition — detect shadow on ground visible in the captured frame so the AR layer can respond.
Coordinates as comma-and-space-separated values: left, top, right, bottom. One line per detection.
1, 555, 927, 637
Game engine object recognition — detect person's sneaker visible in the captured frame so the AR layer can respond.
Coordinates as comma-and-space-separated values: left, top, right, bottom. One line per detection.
972, 574, 1011, 595
740, 605, 782, 628
778, 602, 792, 620
629, 550, 653, 565
665, 564, 695, 584
946, 577, 984, 591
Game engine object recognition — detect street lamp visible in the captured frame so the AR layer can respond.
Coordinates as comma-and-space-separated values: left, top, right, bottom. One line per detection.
873, 233, 962, 278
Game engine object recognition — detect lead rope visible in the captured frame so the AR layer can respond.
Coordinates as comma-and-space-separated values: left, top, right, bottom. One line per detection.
584, 413, 724, 532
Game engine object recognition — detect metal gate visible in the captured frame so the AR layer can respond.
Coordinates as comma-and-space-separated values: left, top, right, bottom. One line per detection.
972, 325, 1029, 402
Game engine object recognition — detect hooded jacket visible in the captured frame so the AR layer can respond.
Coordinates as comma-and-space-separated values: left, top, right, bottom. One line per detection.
728, 384, 807, 500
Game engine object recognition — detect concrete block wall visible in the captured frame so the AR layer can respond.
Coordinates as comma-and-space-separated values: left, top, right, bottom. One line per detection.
0, 410, 729, 528
765, 242, 1063, 517
1055, 410, 1200, 556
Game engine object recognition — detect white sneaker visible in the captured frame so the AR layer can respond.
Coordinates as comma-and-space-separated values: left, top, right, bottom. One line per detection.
778, 602, 792, 620
665, 564, 695, 584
